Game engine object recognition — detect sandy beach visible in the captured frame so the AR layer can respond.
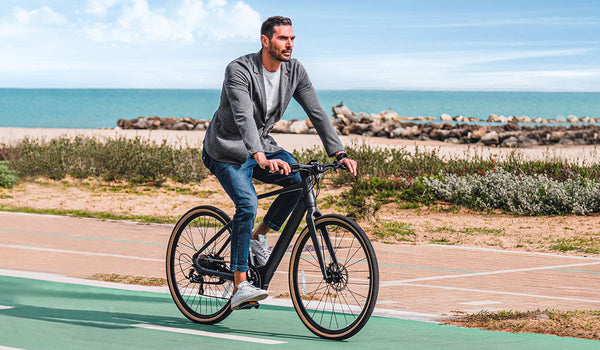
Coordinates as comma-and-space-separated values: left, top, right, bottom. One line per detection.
1, 127, 599, 164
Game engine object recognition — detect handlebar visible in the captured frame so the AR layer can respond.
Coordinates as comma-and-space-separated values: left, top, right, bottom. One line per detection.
290, 161, 349, 175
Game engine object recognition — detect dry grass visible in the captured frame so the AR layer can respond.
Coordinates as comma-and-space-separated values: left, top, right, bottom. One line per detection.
447, 309, 600, 340
87, 273, 167, 286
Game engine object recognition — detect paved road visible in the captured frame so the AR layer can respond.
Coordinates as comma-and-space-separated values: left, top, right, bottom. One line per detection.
1, 274, 598, 350
1, 211, 600, 348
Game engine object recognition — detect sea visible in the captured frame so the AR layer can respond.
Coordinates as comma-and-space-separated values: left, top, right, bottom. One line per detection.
1, 88, 599, 129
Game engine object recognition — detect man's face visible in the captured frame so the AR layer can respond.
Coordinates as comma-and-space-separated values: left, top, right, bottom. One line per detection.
264, 25, 295, 62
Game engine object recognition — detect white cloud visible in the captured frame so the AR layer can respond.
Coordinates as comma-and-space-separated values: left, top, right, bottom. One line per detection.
85, 0, 127, 15
302, 48, 600, 91
82, 0, 261, 43
13, 6, 68, 26
6, 1, 260, 44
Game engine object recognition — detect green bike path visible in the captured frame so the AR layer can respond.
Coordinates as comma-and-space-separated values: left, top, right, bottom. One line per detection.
1, 275, 598, 350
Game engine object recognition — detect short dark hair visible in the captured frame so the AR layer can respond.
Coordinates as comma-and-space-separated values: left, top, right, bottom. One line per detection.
261, 16, 292, 39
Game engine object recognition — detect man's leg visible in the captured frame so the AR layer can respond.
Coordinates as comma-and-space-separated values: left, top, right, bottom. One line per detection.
203, 151, 257, 285
252, 149, 302, 234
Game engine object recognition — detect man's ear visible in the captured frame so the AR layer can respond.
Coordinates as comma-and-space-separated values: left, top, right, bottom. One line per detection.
260, 34, 269, 48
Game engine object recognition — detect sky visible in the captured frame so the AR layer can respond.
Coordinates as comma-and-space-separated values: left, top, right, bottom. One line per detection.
0, 0, 599, 91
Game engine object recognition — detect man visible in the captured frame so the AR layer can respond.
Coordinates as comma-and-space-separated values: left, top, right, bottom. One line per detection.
202, 16, 357, 310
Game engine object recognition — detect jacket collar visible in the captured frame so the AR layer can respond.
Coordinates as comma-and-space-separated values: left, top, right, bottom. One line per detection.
254, 49, 290, 123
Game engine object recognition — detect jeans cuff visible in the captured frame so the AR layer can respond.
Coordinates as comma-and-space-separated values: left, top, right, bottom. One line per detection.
230, 263, 248, 272
263, 217, 282, 232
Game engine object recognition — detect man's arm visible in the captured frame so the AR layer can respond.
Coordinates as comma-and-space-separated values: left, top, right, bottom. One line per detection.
223, 62, 265, 158
293, 63, 357, 176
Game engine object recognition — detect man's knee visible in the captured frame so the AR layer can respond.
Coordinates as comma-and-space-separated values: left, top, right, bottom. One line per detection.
234, 197, 258, 219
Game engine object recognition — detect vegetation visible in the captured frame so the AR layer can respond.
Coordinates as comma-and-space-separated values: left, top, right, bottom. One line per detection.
2, 136, 207, 184
447, 309, 600, 341
88, 273, 167, 286
0, 160, 18, 188
2, 137, 600, 217
0, 204, 178, 224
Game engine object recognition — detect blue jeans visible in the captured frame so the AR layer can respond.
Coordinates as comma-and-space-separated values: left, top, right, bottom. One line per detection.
202, 149, 302, 272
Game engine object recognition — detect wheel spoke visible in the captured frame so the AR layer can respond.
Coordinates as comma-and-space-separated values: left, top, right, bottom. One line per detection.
290, 217, 378, 339
167, 207, 233, 323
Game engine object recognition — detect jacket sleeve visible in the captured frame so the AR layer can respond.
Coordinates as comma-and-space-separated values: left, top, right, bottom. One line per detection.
223, 62, 264, 157
293, 63, 344, 157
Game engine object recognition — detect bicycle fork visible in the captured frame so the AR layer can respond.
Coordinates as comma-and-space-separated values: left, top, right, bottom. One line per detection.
301, 171, 340, 283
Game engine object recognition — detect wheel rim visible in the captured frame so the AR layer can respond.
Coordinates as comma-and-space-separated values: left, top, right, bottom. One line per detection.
291, 218, 376, 335
168, 209, 233, 319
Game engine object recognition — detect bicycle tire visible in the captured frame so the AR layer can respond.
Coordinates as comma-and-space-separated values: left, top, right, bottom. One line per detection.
289, 214, 379, 340
166, 205, 233, 324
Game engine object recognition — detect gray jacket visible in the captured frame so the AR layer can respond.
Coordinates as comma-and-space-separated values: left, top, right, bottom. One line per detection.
203, 51, 344, 164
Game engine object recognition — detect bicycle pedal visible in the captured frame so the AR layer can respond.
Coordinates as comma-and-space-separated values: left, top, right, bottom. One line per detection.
238, 301, 260, 310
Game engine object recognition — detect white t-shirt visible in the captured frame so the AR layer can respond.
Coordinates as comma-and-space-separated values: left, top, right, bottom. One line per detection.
262, 66, 281, 120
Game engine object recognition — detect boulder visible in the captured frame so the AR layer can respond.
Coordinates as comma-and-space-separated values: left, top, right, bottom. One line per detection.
567, 115, 579, 123
504, 120, 521, 131
332, 104, 353, 118
429, 129, 450, 140
518, 116, 532, 123
132, 117, 151, 129
172, 121, 193, 130
390, 125, 420, 138
289, 120, 309, 134
501, 136, 518, 148
440, 113, 452, 121
470, 127, 488, 140
379, 110, 400, 120
518, 135, 539, 147
117, 118, 133, 129
480, 131, 499, 146
444, 137, 462, 144
549, 131, 566, 142
488, 114, 500, 122
271, 120, 291, 133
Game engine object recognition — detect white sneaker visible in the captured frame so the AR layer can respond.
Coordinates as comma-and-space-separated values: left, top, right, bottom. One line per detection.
230, 281, 268, 310
250, 234, 271, 266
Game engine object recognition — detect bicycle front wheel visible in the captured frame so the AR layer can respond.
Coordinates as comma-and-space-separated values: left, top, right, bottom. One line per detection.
289, 214, 379, 340
166, 205, 233, 324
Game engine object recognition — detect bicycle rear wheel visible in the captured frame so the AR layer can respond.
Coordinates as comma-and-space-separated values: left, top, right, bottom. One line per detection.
166, 205, 233, 324
289, 214, 379, 340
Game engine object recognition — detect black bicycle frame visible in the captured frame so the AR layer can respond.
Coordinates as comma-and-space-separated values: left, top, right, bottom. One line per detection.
191, 168, 339, 290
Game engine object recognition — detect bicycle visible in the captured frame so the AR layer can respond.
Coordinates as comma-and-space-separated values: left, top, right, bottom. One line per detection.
166, 160, 379, 340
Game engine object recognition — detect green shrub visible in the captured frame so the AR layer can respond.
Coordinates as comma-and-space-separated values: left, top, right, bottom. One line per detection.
422, 167, 600, 215
8, 136, 207, 184
0, 161, 18, 188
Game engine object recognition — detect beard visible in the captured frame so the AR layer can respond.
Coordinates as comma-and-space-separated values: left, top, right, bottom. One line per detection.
268, 45, 292, 62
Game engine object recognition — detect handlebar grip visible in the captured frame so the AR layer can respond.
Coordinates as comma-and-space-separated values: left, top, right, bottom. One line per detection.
336, 162, 349, 171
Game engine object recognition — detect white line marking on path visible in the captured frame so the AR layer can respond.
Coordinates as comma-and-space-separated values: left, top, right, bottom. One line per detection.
0, 346, 27, 350
428, 244, 600, 260
0, 244, 162, 262
459, 301, 503, 306
131, 324, 286, 345
0, 269, 443, 322
381, 261, 600, 285
0, 269, 169, 293
397, 283, 600, 304
0, 305, 15, 310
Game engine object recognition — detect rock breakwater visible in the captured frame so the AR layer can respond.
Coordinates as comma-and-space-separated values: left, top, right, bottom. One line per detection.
117, 104, 600, 147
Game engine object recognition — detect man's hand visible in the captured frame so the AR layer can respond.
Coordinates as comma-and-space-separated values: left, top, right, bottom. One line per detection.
339, 157, 358, 176
253, 152, 291, 175
334, 151, 357, 176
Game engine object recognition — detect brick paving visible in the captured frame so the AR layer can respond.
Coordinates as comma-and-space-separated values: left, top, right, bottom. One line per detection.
1, 212, 599, 320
